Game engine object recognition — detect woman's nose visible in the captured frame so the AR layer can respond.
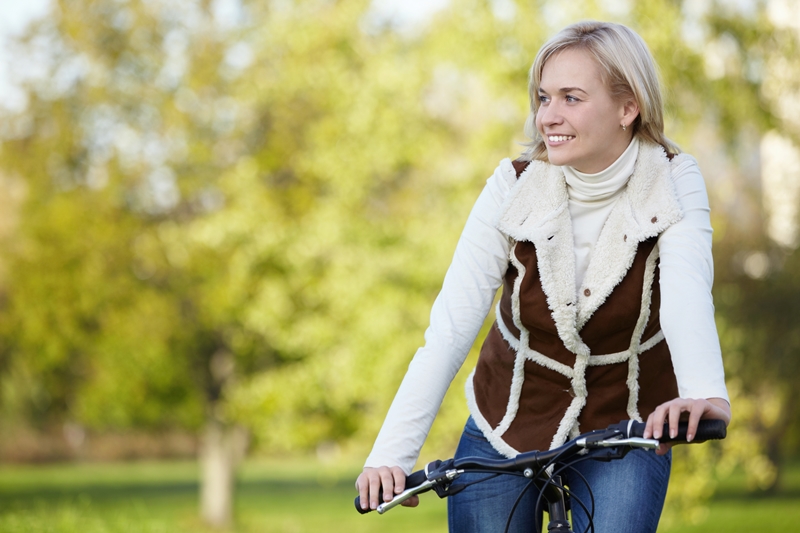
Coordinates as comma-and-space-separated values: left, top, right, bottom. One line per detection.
539, 103, 563, 126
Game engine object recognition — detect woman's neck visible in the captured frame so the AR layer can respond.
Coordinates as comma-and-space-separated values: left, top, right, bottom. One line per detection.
563, 137, 639, 203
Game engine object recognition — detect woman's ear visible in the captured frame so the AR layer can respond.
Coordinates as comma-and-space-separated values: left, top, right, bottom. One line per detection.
622, 98, 640, 125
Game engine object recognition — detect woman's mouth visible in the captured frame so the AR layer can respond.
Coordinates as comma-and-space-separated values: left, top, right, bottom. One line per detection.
548, 135, 575, 143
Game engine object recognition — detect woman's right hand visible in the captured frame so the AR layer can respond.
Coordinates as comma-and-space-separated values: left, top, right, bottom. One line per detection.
356, 466, 420, 511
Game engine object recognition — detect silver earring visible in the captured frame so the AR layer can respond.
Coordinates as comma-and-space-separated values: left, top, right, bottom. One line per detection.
621, 123, 627, 131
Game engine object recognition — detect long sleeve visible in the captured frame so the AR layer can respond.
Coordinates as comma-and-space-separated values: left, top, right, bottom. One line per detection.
363, 160, 518, 474
658, 157, 729, 402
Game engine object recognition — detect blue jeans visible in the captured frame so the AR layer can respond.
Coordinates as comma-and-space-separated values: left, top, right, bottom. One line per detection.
447, 417, 671, 533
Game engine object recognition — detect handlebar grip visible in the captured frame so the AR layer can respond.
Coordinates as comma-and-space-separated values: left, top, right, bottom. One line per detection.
353, 469, 428, 514
629, 419, 727, 442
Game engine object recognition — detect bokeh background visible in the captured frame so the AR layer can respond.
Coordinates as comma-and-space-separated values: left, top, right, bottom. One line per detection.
0, 0, 799, 531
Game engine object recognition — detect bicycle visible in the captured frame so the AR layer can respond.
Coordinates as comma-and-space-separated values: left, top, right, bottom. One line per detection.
354, 418, 727, 533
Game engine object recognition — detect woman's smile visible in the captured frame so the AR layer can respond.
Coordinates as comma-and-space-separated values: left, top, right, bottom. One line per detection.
546, 134, 575, 144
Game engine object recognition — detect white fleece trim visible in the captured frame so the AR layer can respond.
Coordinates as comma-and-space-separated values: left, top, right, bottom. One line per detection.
495, 351, 528, 438
465, 371, 521, 458
495, 301, 519, 348
588, 349, 636, 366
640, 330, 665, 352
491, 245, 530, 436
496, 300, 574, 376
624, 244, 661, 421
550, 396, 587, 450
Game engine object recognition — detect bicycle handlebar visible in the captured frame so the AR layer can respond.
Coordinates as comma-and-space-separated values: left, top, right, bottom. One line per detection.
627, 418, 727, 443
355, 418, 727, 514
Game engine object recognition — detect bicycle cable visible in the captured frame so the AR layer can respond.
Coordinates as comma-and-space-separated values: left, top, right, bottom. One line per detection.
549, 459, 597, 533
503, 477, 541, 533
501, 444, 584, 533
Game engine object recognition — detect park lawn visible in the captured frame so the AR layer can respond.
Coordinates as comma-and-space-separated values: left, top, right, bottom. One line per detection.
0, 457, 797, 532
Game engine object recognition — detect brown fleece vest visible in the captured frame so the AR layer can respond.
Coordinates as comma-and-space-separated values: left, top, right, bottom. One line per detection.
470, 159, 679, 454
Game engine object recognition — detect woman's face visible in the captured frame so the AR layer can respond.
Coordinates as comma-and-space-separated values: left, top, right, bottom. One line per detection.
535, 48, 638, 173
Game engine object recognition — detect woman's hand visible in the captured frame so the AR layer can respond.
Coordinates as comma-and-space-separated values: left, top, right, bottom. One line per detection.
644, 397, 731, 455
356, 466, 420, 511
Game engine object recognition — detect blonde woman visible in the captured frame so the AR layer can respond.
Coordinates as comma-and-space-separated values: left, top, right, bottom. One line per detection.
357, 20, 730, 532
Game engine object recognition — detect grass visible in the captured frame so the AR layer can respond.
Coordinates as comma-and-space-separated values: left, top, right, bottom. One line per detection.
661, 460, 800, 533
0, 457, 798, 532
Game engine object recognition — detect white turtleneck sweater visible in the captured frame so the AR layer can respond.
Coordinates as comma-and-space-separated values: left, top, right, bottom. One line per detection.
364, 139, 728, 474
564, 137, 640, 292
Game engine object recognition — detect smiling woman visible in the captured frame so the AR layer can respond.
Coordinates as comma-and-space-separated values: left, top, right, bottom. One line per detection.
356, 20, 731, 533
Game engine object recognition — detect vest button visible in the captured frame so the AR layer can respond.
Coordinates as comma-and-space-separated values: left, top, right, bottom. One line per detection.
651, 216, 658, 223
623, 234, 627, 242
568, 387, 576, 398
584, 288, 591, 297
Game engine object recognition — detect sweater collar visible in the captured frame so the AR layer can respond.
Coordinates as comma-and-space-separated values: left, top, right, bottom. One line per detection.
563, 137, 640, 203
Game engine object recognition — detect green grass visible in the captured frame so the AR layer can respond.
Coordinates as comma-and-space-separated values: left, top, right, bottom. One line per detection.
0, 458, 798, 532
662, 460, 800, 533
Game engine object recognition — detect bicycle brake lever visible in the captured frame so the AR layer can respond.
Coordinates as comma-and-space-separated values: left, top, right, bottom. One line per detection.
376, 479, 438, 514
578, 436, 659, 450
376, 464, 463, 514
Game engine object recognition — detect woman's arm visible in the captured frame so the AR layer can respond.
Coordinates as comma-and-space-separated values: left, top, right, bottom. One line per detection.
649, 156, 731, 455
658, 156, 729, 402
357, 160, 518, 509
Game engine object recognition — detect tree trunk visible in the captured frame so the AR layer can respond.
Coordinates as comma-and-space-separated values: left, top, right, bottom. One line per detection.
199, 418, 247, 528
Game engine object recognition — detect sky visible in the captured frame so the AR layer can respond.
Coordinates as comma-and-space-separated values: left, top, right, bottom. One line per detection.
0, 0, 50, 111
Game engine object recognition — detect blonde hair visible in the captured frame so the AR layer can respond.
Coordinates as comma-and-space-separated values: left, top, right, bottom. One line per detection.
521, 20, 679, 161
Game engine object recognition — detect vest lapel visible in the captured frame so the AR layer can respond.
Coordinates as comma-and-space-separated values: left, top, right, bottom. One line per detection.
497, 161, 584, 355
576, 142, 684, 328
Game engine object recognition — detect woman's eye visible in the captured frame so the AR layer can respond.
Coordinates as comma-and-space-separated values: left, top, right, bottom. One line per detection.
566, 95, 580, 102
538, 95, 549, 104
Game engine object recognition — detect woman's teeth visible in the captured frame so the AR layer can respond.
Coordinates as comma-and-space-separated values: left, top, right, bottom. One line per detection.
548, 135, 574, 142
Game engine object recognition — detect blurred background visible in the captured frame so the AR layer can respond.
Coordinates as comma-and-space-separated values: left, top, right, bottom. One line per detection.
0, 0, 799, 531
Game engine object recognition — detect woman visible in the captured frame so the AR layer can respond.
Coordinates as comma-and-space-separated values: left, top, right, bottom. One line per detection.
356, 20, 730, 532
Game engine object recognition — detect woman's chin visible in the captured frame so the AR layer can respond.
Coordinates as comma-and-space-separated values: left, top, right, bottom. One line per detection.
546, 151, 571, 167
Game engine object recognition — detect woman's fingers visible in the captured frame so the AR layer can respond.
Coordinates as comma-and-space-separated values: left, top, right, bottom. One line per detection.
378, 467, 396, 503
685, 400, 707, 442
645, 397, 731, 454
645, 398, 694, 439
383, 466, 406, 502
356, 466, 411, 510
645, 403, 668, 439
356, 467, 388, 510
356, 470, 370, 510
668, 400, 685, 439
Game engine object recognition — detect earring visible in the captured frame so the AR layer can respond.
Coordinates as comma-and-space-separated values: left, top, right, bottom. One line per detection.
621, 123, 627, 131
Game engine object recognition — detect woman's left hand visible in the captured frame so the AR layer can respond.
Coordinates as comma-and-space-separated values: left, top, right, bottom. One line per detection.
643, 397, 731, 455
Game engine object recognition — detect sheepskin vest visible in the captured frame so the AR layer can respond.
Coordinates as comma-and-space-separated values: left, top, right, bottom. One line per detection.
466, 141, 684, 458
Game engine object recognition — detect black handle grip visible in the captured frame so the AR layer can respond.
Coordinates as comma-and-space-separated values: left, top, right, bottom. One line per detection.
628, 419, 727, 442
354, 469, 428, 514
